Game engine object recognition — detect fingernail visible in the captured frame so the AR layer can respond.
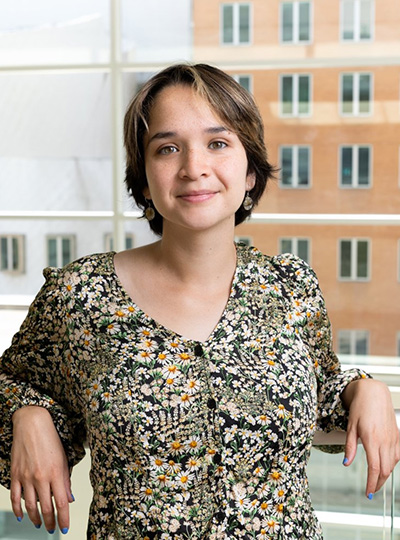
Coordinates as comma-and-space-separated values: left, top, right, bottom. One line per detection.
368, 492, 374, 500
35, 524, 41, 529
342, 457, 349, 465
61, 528, 69, 535
47, 530, 55, 535
71, 493, 75, 502
16, 516, 22, 522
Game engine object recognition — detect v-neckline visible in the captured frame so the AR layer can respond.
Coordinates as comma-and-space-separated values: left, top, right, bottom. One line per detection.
109, 244, 245, 345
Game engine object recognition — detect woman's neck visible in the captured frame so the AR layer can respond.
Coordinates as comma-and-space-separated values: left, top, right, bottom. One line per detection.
151, 225, 237, 289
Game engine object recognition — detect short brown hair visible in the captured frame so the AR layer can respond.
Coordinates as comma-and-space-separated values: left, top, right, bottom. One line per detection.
124, 63, 276, 236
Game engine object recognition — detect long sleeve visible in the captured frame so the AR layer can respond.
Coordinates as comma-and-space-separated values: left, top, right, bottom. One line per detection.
295, 259, 370, 433
0, 267, 86, 489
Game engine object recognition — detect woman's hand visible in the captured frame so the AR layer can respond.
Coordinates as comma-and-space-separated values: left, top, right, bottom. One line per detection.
342, 378, 400, 498
11, 406, 74, 534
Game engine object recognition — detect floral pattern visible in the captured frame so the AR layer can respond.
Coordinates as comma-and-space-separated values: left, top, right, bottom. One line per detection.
0, 244, 368, 539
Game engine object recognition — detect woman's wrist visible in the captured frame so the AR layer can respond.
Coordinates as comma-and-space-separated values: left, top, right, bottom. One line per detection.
12, 405, 51, 425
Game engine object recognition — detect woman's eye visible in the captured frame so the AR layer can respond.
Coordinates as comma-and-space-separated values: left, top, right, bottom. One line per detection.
209, 141, 227, 150
159, 146, 177, 155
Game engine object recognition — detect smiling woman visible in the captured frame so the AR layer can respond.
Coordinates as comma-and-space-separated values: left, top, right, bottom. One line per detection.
124, 63, 275, 237
0, 63, 399, 540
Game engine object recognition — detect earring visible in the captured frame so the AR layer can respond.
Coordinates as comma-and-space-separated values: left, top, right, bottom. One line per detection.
243, 192, 253, 211
144, 199, 155, 221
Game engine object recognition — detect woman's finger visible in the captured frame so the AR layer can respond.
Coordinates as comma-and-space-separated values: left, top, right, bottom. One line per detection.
22, 484, 44, 530
51, 480, 71, 534
10, 479, 23, 523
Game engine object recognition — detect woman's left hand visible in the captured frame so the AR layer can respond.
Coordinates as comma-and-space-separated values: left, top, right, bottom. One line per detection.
342, 378, 400, 498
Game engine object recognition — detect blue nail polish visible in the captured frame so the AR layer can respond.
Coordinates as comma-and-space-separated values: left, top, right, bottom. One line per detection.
71, 493, 75, 502
61, 528, 69, 535
35, 524, 41, 529
368, 492, 374, 500
16, 516, 22, 522
47, 530, 55, 535
343, 457, 349, 465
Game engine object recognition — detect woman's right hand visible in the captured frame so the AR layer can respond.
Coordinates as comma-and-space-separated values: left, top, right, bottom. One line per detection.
11, 406, 73, 534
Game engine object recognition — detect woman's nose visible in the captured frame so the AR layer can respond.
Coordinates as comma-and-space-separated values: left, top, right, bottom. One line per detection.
179, 148, 210, 181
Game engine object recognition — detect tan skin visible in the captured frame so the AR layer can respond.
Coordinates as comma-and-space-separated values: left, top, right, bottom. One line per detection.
10, 85, 400, 532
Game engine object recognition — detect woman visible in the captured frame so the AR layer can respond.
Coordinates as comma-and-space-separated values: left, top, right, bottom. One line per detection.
0, 64, 399, 539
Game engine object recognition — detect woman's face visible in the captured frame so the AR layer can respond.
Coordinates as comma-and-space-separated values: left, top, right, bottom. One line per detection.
143, 84, 255, 236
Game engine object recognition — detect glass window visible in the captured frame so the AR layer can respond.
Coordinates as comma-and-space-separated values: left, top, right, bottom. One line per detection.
339, 238, 370, 280
281, 2, 311, 43
0, 73, 113, 212
280, 146, 310, 187
340, 73, 372, 116
232, 74, 253, 93
279, 237, 310, 264
0, 0, 110, 67
341, 0, 373, 42
340, 146, 371, 187
280, 74, 311, 116
47, 235, 76, 268
0, 235, 24, 273
104, 233, 135, 251
338, 329, 369, 355
221, 3, 251, 45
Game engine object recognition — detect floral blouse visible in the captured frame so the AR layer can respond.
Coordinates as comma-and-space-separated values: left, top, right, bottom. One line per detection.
0, 244, 367, 539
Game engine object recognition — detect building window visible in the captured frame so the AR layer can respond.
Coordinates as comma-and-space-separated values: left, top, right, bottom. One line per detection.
235, 235, 253, 246
47, 235, 76, 268
338, 329, 369, 355
281, 1, 311, 44
339, 238, 370, 280
0, 235, 24, 273
280, 145, 311, 187
221, 3, 251, 45
280, 74, 311, 116
340, 72, 372, 116
233, 74, 252, 93
279, 238, 310, 264
105, 233, 134, 252
340, 145, 371, 187
340, 0, 373, 42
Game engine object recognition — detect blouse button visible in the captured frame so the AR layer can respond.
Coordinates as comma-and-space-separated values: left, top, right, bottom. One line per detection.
207, 397, 216, 409
215, 510, 225, 521
194, 344, 203, 356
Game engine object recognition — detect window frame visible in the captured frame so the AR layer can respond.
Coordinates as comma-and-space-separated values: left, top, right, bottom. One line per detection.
220, 2, 252, 46
0, 234, 25, 274
280, 73, 312, 117
338, 237, 371, 281
279, 237, 311, 264
338, 329, 370, 355
232, 73, 253, 93
279, 144, 312, 188
339, 144, 372, 188
104, 232, 135, 252
280, 1, 312, 45
46, 234, 76, 268
340, 0, 374, 43
339, 72, 373, 117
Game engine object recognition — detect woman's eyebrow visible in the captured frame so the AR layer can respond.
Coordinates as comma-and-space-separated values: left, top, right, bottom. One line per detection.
146, 126, 229, 146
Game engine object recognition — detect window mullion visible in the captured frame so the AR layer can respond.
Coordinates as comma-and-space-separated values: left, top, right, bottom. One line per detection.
351, 238, 357, 280
354, 0, 361, 41
293, 75, 299, 116
293, 2, 299, 43
293, 146, 299, 187
353, 145, 359, 187
354, 73, 360, 115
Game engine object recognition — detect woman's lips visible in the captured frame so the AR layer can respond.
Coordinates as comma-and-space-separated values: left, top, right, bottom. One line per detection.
178, 191, 216, 202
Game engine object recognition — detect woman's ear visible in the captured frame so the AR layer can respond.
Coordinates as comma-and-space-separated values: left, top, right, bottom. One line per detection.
143, 186, 151, 199
246, 171, 256, 191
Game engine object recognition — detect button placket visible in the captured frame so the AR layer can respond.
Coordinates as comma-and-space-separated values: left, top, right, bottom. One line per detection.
193, 343, 222, 465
